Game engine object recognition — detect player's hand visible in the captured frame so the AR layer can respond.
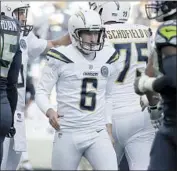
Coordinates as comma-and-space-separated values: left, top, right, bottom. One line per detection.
6, 126, 16, 138
148, 101, 164, 130
140, 95, 149, 111
46, 108, 61, 131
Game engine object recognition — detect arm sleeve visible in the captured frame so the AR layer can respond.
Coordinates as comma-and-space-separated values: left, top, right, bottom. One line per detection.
104, 53, 123, 124
7, 46, 22, 115
27, 31, 48, 60
35, 58, 60, 114
104, 73, 115, 124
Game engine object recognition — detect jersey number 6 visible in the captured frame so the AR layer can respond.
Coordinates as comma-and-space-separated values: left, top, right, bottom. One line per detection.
80, 78, 97, 111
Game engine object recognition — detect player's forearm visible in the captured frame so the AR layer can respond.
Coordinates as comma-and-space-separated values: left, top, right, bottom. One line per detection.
6, 84, 18, 116
152, 76, 176, 93
145, 76, 160, 106
6, 47, 22, 120
35, 93, 54, 115
50, 33, 71, 47
160, 54, 176, 88
41, 34, 71, 56
145, 56, 159, 106
147, 55, 176, 93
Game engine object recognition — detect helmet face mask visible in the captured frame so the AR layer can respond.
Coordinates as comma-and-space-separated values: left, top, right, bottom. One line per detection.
145, 1, 177, 22
1, 2, 33, 36
75, 28, 105, 52
13, 4, 33, 36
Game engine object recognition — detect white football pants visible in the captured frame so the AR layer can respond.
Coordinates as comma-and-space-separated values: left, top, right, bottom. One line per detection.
1, 138, 22, 170
52, 129, 118, 170
112, 108, 156, 170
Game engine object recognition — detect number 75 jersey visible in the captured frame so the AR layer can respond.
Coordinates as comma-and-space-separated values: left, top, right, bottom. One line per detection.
105, 23, 153, 112
36, 44, 120, 131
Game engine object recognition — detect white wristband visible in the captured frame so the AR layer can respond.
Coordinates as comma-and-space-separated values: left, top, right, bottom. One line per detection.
144, 77, 156, 91
139, 75, 156, 93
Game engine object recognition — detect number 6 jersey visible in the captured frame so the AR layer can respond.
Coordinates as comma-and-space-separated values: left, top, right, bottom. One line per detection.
104, 23, 153, 114
36, 44, 121, 132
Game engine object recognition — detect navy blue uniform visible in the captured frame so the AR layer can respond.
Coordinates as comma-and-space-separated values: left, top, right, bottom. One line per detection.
0, 15, 21, 166
148, 20, 177, 171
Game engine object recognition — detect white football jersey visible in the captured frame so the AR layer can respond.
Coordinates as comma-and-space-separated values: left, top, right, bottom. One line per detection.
16, 31, 47, 111
104, 23, 153, 114
36, 44, 121, 132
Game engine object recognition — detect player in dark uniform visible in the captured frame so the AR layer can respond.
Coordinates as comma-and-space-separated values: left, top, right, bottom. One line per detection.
0, 4, 21, 166
134, 1, 177, 170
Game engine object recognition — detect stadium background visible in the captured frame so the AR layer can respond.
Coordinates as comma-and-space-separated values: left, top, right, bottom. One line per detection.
16, 1, 160, 170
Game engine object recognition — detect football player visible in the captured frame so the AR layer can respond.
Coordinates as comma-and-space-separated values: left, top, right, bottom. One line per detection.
134, 1, 177, 170
89, 1, 156, 170
0, 1, 21, 167
1, 1, 71, 170
36, 9, 121, 170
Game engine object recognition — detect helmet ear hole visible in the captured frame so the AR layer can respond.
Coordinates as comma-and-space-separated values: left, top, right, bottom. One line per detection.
99, 8, 103, 16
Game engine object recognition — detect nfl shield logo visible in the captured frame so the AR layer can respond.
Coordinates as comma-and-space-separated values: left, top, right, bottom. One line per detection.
89, 65, 93, 70
101, 66, 109, 77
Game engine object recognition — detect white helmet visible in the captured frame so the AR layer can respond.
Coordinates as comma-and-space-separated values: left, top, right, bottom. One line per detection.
89, 1, 131, 24
1, 1, 33, 36
68, 9, 105, 54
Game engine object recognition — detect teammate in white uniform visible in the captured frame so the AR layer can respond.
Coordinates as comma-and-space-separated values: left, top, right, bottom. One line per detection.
89, 1, 156, 170
1, 1, 71, 170
36, 9, 122, 170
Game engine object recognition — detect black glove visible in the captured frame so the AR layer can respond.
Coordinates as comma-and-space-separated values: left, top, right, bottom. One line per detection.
6, 126, 16, 138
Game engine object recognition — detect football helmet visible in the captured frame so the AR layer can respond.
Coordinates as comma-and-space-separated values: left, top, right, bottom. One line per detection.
68, 9, 105, 54
145, 1, 177, 22
1, 1, 33, 36
89, 1, 131, 24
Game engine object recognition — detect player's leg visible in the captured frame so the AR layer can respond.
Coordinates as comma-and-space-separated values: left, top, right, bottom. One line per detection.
1, 138, 22, 170
84, 129, 118, 170
125, 110, 155, 170
0, 94, 12, 166
112, 117, 125, 168
77, 157, 92, 170
1, 137, 10, 169
0, 136, 5, 168
148, 127, 177, 170
52, 132, 82, 170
